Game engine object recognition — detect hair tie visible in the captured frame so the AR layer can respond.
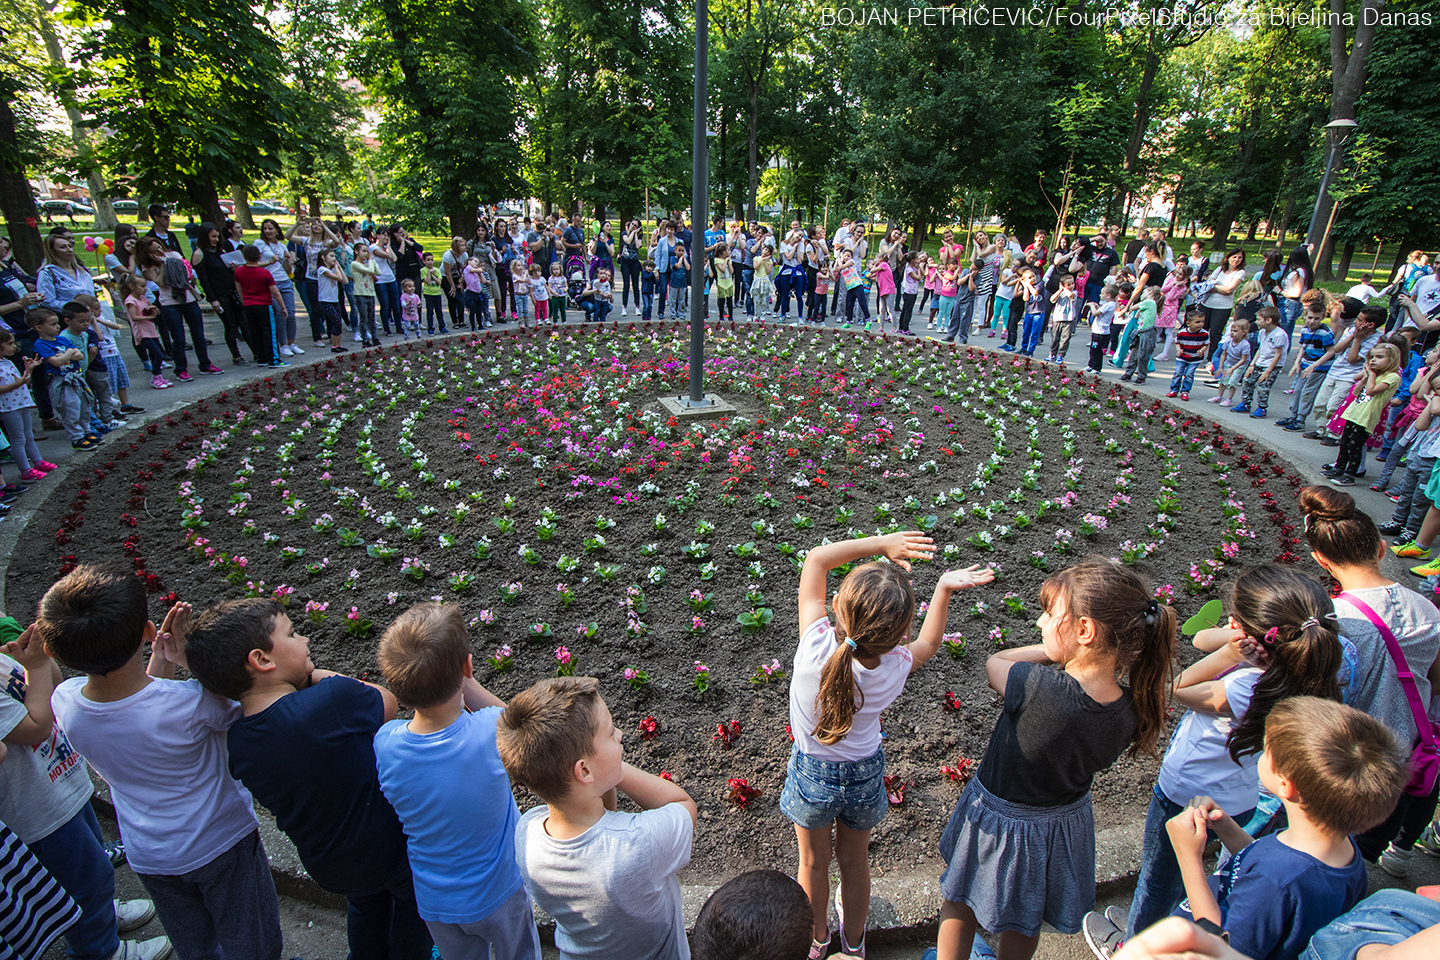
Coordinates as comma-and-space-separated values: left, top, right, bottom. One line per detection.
1262, 626, 1280, 645
1141, 600, 1159, 625
844, 637, 857, 651
1300, 617, 1321, 631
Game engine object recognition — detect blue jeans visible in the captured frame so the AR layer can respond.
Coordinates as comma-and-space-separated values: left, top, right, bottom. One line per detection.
641, 292, 653, 320
375, 280, 401, 334
779, 745, 888, 832
347, 869, 433, 960
1021, 312, 1045, 354
274, 278, 297, 343
1169, 359, 1202, 393
30, 805, 119, 960
1304, 889, 1440, 960
1127, 787, 1254, 937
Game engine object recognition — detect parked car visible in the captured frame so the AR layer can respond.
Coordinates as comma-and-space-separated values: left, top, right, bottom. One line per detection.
110, 199, 140, 215
322, 201, 361, 217
39, 199, 95, 216
248, 200, 290, 216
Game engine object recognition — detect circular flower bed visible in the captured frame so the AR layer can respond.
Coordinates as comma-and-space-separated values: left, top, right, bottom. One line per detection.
9, 322, 1304, 881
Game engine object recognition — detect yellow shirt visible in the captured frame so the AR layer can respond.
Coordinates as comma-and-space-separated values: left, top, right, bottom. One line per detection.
1341, 371, 1401, 432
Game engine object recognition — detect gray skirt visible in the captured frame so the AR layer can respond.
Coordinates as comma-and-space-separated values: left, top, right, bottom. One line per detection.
937, 778, 1096, 937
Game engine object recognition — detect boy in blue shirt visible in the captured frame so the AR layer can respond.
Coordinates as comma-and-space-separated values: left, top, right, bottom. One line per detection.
28, 304, 98, 448
640, 259, 658, 321
1278, 298, 1336, 431
184, 598, 432, 960
373, 603, 539, 960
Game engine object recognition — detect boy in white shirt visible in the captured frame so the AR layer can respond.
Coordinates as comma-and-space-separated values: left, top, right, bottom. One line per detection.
497, 677, 698, 960
1085, 284, 1118, 373
1233, 306, 1290, 418
1346, 273, 1381, 302
43, 565, 282, 960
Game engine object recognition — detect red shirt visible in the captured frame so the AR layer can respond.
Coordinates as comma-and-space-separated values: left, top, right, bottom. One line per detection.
234, 264, 276, 306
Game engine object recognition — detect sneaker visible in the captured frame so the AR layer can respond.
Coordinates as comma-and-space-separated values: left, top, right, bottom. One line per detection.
1104, 906, 1130, 931
1320, 436, 1341, 446
1275, 418, 1294, 428
1180, 393, 1189, 401
1379, 842, 1415, 878
279, 345, 294, 356
1390, 493, 1403, 503
289, 344, 305, 354
1231, 402, 1250, 413
1333, 474, 1355, 486
331, 346, 349, 353
1411, 556, 1440, 577
1416, 820, 1440, 857
1321, 463, 1339, 477
176, 371, 193, 382
1392, 541, 1432, 559
116, 898, 157, 932
1119, 374, 1133, 382
1207, 396, 1225, 404
119, 404, 145, 413
37, 461, 57, 471
151, 376, 172, 389
1251, 408, 1267, 419
1378, 521, 1406, 536
1166, 391, 1177, 398
834, 884, 865, 959
232, 356, 249, 365
269, 360, 291, 367
106, 840, 126, 865
1083, 910, 1125, 960
199, 364, 223, 375
1283, 422, 1305, 432
1302, 431, 1322, 439
105, 936, 173, 960
808, 936, 831, 960
72, 437, 99, 450
1, 483, 28, 495
970, 940, 998, 960
20, 470, 45, 483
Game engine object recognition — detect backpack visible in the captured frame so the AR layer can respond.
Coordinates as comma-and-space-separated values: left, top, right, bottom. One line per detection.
161, 255, 192, 294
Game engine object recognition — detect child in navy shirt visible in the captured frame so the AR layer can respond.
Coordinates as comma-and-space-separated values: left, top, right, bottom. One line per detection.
28, 305, 96, 448
1166, 697, 1405, 960
184, 598, 432, 960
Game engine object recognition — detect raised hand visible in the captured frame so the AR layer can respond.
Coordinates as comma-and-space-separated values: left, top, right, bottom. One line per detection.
879, 531, 936, 570
938, 565, 996, 592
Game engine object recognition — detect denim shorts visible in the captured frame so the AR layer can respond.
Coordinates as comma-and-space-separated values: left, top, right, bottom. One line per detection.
1303, 889, 1440, 960
779, 744, 888, 831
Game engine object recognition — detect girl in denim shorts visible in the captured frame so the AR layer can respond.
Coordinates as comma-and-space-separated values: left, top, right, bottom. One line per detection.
785, 531, 995, 960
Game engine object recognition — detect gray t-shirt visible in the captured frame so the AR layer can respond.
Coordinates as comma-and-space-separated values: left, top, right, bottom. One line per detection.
1334, 585, 1440, 751
1326, 331, 1382, 382
0, 653, 93, 844
515, 803, 693, 960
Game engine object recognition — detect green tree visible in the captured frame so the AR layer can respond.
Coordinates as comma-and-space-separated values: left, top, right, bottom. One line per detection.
278, 0, 361, 218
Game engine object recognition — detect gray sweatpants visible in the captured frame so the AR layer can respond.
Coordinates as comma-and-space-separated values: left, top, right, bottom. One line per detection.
1287, 365, 1327, 428
138, 830, 282, 960
1389, 454, 1437, 535
85, 369, 117, 424
424, 887, 540, 960
47, 379, 91, 443
0, 407, 41, 473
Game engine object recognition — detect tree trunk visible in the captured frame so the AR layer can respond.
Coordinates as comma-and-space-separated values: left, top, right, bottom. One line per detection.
1108, 43, 1163, 224
0, 94, 44, 273
1275, 188, 1297, 244
910, 216, 928, 251
1388, 239, 1409, 284
746, 79, 760, 221
1245, 221, 1258, 242
232, 183, 256, 229
1308, 0, 1384, 248
1211, 196, 1243, 252
1336, 240, 1355, 283
307, 195, 321, 217
448, 206, 477, 244
183, 177, 226, 230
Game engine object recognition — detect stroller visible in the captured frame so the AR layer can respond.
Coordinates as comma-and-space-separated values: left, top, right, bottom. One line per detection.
569, 270, 595, 320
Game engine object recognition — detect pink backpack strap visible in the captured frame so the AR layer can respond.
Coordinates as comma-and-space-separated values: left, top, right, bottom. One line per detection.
1339, 592, 1435, 749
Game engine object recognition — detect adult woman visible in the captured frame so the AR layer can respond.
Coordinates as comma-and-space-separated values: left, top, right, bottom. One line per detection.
36, 233, 97, 311
1384, 251, 1433, 330
190, 222, 250, 365
255, 218, 300, 355
0, 236, 40, 336
369, 229, 401, 336
289, 217, 340, 346
388, 223, 425, 289
1201, 248, 1247, 353
1299, 487, 1440, 869
223, 219, 245, 251
137, 237, 221, 380
617, 220, 642, 316
804, 225, 829, 323
970, 231, 1001, 330
493, 218, 515, 320
938, 229, 963, 266
442, 236, 468, 330
589, 221, 614, 283
469, 223, 501, 313
0, 235, 32, 282
1277, 245, 1314, 339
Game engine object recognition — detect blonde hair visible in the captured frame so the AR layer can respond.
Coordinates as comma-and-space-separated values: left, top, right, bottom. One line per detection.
1369, 341, 1403, 377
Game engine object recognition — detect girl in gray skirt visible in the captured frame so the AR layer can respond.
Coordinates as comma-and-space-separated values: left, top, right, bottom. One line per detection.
931, 557, 1175, 960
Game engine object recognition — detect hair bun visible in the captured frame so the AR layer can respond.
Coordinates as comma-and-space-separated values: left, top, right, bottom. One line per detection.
1298, 485, 1354, 524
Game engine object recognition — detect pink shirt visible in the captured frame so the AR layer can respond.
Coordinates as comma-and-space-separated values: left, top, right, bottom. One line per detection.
401, 292, 421, 321
872, 261, 895, 296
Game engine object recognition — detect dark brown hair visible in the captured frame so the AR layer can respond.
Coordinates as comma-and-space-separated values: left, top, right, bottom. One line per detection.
185, 598, 284, 701
812, 562, 916, 746
1040, 557, 1177, 758
376, 602, 469, 708
496, 676, 603, 802
36, 563, 150, 675
691, 869, 813, 960
1298, 486, 1381, 570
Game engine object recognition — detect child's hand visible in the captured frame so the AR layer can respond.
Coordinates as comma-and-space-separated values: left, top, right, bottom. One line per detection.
938, 565, 996, 592
154, 601, 194, 666
1, 624, 51, 672
1112, 916, 1251, 960
1165, 805, 1210, 861
879, 531, 936, 570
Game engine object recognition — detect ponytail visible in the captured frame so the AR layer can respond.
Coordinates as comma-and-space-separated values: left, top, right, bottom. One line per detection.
1299, 486, 1381, 570
811, 562, 915, 746
1225, 565, 1343, 762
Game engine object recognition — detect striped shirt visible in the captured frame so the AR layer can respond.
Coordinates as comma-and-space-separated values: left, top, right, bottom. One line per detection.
0, 820, 80, 958
1177, 328, 1210, 363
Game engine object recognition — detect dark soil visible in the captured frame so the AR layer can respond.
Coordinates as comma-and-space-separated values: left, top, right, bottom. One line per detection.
7, 322, 1304, 884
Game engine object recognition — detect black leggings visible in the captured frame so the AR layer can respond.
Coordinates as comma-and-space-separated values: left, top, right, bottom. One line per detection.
898, 292, 917, 331
1203, 305, 1233, 354
618, 258, 641, 307
496, 268, 514, 317
1357, 776, 1440, 860
1334, 420, 1371, 477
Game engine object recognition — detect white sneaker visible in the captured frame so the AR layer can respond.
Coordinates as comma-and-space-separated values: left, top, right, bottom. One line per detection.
353, 331, 362, 341
278, 345, 294, 356
289, 344, 305, 354
106, 935, 173, 960
115, 899, 157, 932
834, 884, 865, 958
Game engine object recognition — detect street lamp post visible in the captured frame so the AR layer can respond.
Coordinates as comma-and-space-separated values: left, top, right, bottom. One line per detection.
685, 0, 711, 408
1304, 118, 1358, 249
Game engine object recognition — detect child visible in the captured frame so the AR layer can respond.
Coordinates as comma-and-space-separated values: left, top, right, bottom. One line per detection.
1307, 307, 1383, 442
924, 256, 941, 326
44, 567, 283, 960
422, 253, 447, 334
1210, 318, 1252, 407
1277, 297, 1335, 432
1325, 341, 1403, 486
691, 871, 814, 960
991, 255, 1015, 337
713, 245, 735, 321
121, 275, 171, 383
933, 558, 1176, 960
1120, 287, 1161, 385
317, 249, 349, 352
463, 258, 491, 330
497, 677, 698, 959
399, 277, 422, 340
183, 599, 432, 960
547, 263, 570, 326
77, 292, 141, 416
530, 264, 549, 324
897, 252, 920, 334
1085, 564, 1350, 951
751, 247, 775, 318
372, 603, 538, 959
935, 263, 959, 336
947, 260, 978, 342
813, 263, 831, 325
1085, 285, 1119, 374
59, 299, 119, 433
1166, 311, 1210, 400
1047, 274, 1080, 363
350, 242, 381, 347
668, 248, 688, 321
0, 330, 49, 479
1164, 698, 1404, 960
640, 260, 658, 322
1375, 366, 1440, 522
1154, 263, 1190, 361
788, 532, 993, 958
1347, 273, 1381, 302
1232, 306, 1288, 417
30, 305, 96, 448
871, 256, 895, 326
510, 258, 530, 328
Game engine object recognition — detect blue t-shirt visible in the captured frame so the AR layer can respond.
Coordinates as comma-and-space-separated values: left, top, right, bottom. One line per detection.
373, 707, 522, 924
1395, 351, 1424, 404
34, 335, 82, 379
227, 677, 409, 897
1299, 325, 1336, 374
1176, 835, 1367, 960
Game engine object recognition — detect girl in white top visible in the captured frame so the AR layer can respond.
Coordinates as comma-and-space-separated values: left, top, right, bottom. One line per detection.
785, 531, 993, 959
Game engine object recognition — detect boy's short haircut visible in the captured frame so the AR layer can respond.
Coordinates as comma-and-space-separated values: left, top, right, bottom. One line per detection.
1184, 309, 1205, 325
184, 598, 284, 701
36, 563, 149, 675
1361, 273, 1373, 283
74, 293, 101, 311
690, 870, 813, 960
496, 676, 602, 803
1360, 306, 1386, 327
1102, 284, 1119, 299
242, 244, 262, 262
1256, 305, 1281, 323
60, 300, 90, 322
25, 307, 57, 329
376, 602, 469, 709
1265, 696, 1406, 837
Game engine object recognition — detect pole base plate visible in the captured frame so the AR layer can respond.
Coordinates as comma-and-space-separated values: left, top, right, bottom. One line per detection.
657, 393, 736, 422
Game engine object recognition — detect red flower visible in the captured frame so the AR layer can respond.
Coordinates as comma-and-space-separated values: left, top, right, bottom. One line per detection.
943, 690, 964, 712
941, 757, 976, 784
638, 716, 659, 741
726, 778, 761, 808
713, 720, 742, 749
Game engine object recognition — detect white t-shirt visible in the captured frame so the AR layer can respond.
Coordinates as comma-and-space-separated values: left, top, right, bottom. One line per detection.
0, 654, 93, 844
1202, 268, 1246, 310
317, 269, 339, 303
515, 804, 692, 960
304, 239, 329, 281
1253, 326, 1290, 368
789, 616, 912, 762
96, 301, 122, 358
51, 677, 258, 875
1156, 667, 1261, 813
1411, 274, 1440, 320
255, 239, 290, 285
1090, 300, 1116, 335
1327, 331, 1382, 382
370, 245, 397, 284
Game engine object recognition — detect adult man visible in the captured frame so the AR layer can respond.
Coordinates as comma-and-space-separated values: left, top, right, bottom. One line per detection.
145, 205, 184, 254
1084, 232, 1120, 304
561, 218, 586, 269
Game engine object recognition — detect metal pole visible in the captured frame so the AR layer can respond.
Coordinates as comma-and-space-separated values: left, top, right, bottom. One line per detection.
687, 0, 709, 404
1305, 131, 1337, 248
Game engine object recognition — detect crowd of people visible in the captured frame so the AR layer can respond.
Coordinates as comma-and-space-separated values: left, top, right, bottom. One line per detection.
3, 483, 1440, 960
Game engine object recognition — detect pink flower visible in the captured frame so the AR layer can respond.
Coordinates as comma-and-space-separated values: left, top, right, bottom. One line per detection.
555, 646, 572, 665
